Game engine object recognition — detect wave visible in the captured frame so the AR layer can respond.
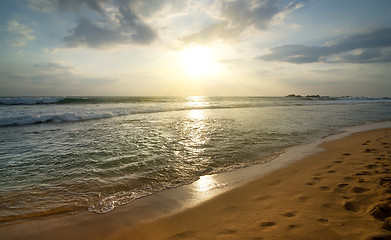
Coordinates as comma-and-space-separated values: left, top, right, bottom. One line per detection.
0, 97, 65, 105
0, 96, 182, 105
0, 111, 120, 126
1, 96, 390, 127
1, 96, 390, 106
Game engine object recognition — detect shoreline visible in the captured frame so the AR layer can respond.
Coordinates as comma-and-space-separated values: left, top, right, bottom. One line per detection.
1, 122, 391, 239
118, 126, 391, 240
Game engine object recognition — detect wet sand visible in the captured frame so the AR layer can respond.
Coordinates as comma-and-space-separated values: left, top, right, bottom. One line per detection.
1, 128, 391, 239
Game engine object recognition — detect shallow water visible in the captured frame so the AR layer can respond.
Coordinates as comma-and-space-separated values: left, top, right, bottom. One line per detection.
1, 96, 391, 221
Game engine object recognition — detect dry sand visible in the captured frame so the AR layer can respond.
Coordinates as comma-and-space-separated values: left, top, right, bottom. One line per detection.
1, 128, 391, 240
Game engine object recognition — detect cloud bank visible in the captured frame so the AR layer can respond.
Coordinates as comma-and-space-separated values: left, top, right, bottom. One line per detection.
62, 1, 160, 47
29, 0, 164, 48
28, 0, 109, 14
28, 0, 303, 48
258, 27, 391, 63
181, 0, 303, 45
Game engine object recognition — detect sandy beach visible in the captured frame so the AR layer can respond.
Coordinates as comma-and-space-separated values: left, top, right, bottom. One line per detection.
1, 128, 391, 240
112, 128, 391, 240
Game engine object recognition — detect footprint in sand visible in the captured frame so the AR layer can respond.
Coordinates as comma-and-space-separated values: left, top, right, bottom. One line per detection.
219, 228, 237, 235
357, 178, 369, 183
313, 176, 323, 181
319, 186, 330, 191
318, 218, 329, 223
363, 234, 391, 240
366, 164, 377, 169
321, 203, 333, 208
260, 221, 276, 227
297, 195, 310, 203
380, 177, 391, 186
376, 169, 390, 174
338, 183, 349, 188
364, 148, 376, 153
355, 171, 371, 176
254, 195, 272, 201
342, 200, 360, 212
287, 224, 297, 229
352, 186, 370, 193
282, 211, 296, 218
168, 230, 196, 240
270, 179, 283, 186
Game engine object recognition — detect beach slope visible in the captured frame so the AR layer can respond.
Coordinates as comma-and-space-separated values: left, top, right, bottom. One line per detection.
118, 128, 391, 240
1, 128, 390, 240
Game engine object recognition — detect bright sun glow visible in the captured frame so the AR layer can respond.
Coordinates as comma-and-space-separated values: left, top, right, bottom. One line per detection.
182, 45, 219, 78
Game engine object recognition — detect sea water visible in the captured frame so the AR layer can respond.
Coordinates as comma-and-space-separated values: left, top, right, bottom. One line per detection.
1, 96, 391, 222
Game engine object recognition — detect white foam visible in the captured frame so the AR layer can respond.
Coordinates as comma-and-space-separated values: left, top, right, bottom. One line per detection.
0, 111, 119, 126
0, 97, 64, 105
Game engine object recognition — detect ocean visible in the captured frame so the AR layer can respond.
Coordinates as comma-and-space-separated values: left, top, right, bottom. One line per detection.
1, 96, 391, 222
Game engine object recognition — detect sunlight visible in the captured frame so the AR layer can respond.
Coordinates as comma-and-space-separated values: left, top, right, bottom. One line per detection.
185, 96, 209, 108
181, 45, 219, 78
188, 109, 204, 120
195, 175, 219, 192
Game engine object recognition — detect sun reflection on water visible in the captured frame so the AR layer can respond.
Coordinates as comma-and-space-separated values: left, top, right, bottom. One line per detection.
188, 109, 204, 120
195, 175, 219, 192
186, 96, 209, 108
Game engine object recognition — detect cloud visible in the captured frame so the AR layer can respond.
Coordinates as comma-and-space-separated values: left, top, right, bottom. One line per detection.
62, 1, 162, 48
6, 21, 36, 47
222, 0, 278, 30
181, 21, 239, 45
42, 48, 60, 54
29, 0, 109, 14
258, 27, 391, 63
33, 62, 74, 73
63, 18, 125, 48
180, 0, 303, 45
0, 62, 118, 95
338, 49, 391, 63
117, 5, 157, 44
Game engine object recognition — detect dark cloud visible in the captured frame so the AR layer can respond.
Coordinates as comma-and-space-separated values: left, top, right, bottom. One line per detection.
258, 27, 391, 63
117, 5, 157, 44
63, 18, 125, 48
61, 0, 161, 47
222, 0, 278, 30
259, 44, 329, 63
29, 0, 109, 14
181, 0, 303, 45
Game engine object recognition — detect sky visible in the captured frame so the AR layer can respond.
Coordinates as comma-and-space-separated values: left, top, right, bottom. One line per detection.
0, 0, 390, 97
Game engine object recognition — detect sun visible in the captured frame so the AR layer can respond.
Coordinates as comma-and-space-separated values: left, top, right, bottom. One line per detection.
181, 45, 219, 78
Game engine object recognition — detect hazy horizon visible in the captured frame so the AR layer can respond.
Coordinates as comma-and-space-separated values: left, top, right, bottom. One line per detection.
1, 0, 391, 97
